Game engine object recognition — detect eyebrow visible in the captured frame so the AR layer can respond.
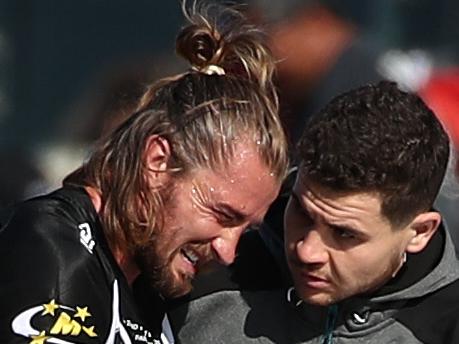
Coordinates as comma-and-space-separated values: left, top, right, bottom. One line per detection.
215, 202, 268, 228
329, 223, 361, 236
291, 190, 364, 236
214, 203, 248, 222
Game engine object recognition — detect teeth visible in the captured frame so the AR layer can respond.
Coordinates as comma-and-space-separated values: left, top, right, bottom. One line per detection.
182, 249, 199, 266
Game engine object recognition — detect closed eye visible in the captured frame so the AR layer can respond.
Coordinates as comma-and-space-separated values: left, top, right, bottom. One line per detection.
212, 207, 244, 227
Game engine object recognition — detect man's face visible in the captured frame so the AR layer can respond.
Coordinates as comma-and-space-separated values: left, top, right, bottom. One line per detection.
138, 143, 280, 298
284, 175, 413, 306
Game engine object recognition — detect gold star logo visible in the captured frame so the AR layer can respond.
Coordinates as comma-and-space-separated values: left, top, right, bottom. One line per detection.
29, 331, 50, 344
82, 325, 98, 337
42, 299, 59, 316
74, 306, 91, 322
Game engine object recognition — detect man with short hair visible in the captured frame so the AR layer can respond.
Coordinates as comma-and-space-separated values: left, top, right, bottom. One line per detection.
172, 81, 459, 344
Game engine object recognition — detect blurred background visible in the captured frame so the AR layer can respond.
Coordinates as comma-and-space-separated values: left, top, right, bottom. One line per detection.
1, 0, 459, 242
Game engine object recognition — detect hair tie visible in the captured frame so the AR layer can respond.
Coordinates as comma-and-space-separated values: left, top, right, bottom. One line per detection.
192, 64, 226, 76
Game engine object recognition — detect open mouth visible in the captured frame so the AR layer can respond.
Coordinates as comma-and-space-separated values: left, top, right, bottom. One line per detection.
181, 248, 199, 266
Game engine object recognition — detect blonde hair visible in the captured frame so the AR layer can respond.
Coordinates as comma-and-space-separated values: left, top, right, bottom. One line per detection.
65, 2, 289, 255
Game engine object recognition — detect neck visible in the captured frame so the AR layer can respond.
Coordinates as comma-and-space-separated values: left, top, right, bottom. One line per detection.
375, 228, 444, 296
114, 250, 141, 286
84, 185, 141, 286
84, 186, 102, 213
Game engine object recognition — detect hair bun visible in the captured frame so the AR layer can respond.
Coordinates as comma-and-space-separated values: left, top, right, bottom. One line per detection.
176, 24, 223, 68
176, 2, 276, 94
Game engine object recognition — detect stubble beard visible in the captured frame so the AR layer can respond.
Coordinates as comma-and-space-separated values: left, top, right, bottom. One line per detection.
133, 180, 193, 299
292, 256, 403, 307
135, 238, 193, 299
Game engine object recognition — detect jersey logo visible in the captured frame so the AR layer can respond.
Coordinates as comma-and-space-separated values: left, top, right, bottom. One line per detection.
79, 222, 95, 254
11, 299, 98, 343
11, 280, 165, 344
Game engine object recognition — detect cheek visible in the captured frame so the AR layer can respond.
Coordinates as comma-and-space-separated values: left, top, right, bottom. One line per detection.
170, 208, 223, 242
166, 200, 199, 231
333, 245, 396, 284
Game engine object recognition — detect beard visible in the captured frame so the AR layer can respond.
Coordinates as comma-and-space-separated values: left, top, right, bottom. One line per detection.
131, 180, 193, 299
130, 177, 218, 299
134, 241, 194, 299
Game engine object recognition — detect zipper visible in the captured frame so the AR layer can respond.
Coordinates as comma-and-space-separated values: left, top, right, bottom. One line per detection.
323, 304, 338, 344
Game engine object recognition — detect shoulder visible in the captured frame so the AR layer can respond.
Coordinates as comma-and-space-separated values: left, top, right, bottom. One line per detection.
394, 278, 459, 343
174, 228, 285, 302
2, 186, 92, 232
168, 229, 288, 344
0, 187, 98, 263
170, 288, 291, 344
0, 188, 118, 343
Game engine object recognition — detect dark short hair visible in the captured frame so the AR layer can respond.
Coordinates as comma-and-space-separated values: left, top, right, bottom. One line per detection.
298, 81, 450, 227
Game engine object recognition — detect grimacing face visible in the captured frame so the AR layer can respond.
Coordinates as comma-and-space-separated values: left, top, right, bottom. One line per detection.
137, 143, 280, 298
284, 176, 415, 306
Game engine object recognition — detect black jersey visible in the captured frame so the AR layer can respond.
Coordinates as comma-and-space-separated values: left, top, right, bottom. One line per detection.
0, 186, 173, 344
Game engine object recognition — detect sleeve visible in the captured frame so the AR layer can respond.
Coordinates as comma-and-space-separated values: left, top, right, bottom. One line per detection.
0, 202, 112, 343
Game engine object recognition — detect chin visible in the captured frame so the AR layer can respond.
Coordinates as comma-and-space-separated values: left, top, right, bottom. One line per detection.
158, 285, 191, 299
165, 283, 192, 299
295, 286, 339, 307
135, 248, 194, 298
157, 271, 194, 299
301, 294, 334, 306
304, 295, 336, 307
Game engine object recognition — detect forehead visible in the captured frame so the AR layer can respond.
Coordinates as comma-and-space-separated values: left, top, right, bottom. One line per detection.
293, 175, 392, 232
192, 143, 280, 215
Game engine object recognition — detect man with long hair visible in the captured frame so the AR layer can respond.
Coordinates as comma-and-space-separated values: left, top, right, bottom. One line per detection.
0, 4, 288, 343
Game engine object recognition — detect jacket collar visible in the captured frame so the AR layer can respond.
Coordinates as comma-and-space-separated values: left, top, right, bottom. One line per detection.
372, 223, 459, 302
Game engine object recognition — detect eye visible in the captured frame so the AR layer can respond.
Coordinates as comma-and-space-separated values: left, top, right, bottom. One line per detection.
213, 208, 240, 227
216, 212, 233, 224
332, 226, 356, 240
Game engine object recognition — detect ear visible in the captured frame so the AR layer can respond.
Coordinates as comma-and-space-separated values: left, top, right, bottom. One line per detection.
144, 135, 171, 187
405, 212, 441, 254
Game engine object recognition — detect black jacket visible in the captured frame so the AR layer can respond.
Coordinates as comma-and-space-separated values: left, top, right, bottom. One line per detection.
0, 186, 172, 344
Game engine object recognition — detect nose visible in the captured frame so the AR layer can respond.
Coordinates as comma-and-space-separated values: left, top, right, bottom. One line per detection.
295, 229, 328, 265
211, 227, 245, 265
